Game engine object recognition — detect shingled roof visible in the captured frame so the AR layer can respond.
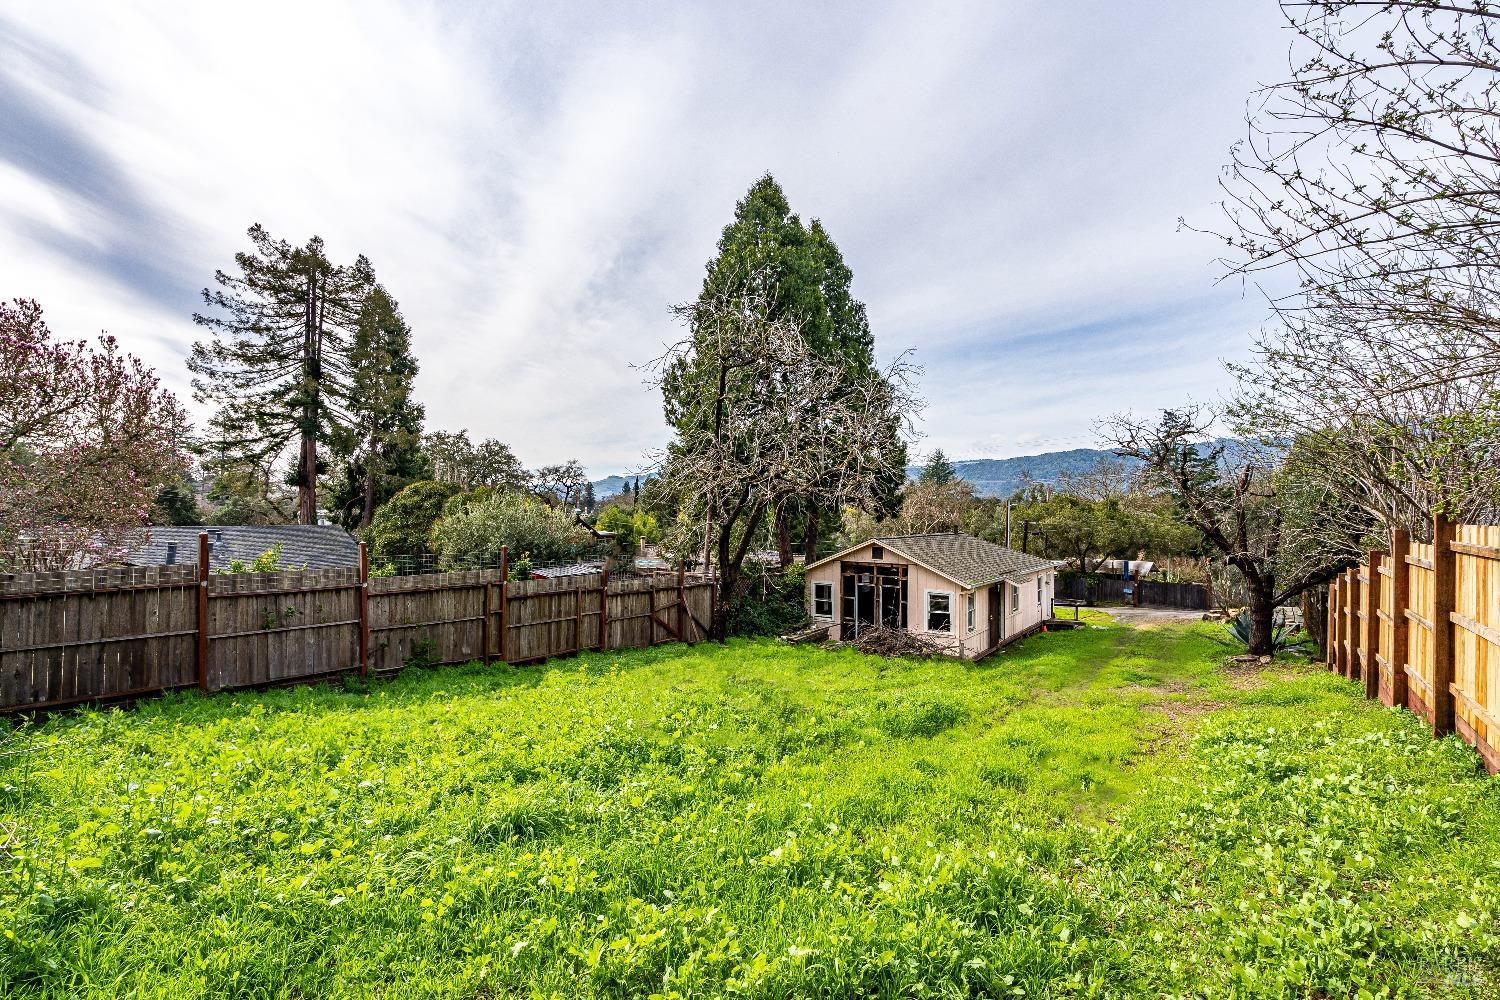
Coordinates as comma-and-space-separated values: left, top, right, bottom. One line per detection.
857, 533, 1056, 588
124, 526, 361, 571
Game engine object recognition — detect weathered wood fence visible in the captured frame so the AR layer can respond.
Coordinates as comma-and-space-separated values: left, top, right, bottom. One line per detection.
1056, 574, 1208, 610
1328, 518, 1500, 773
0, 538, 714, 713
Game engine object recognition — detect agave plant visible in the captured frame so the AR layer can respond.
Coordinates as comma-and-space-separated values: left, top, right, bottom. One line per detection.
1226, 610, 1307, 652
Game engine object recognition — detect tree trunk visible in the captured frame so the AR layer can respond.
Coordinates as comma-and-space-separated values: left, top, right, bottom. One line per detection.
298, 434, 317, 525
802, 500, 821, 564
360, 460, 378, 529
1245, 580, 1276, 656
775, 502, 793, 571
710, 503, 766, 641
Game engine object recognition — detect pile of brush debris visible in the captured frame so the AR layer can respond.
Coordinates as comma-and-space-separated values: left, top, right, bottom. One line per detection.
843, 625, 949, 659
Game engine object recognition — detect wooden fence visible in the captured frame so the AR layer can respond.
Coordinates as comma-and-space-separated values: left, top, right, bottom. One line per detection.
1057, 574, 1208, 610
0, 537, 714, 713
1328, 518, 1500, 773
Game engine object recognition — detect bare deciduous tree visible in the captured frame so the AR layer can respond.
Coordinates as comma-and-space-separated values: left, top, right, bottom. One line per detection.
1214, 2, 1500, 361
650, 289, 919, 638
1205, 1, 1500, 547
1103, 406, 1362, 655
1231, 306, 1500, 536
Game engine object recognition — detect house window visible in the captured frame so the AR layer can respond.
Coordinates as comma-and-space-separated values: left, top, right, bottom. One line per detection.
1037, 578, 1043, 604
926, 591, 953, 633
1011, 585, 1020, 612
871, 545, 884, 560
966, 592, 976, 631
812, 581, 834, 619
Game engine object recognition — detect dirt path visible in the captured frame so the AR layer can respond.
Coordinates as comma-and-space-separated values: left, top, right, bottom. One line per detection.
1096, 607, 1207, 627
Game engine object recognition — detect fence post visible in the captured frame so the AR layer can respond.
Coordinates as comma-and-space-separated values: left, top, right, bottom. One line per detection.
1332, 575, 1344, 668
1388, 527, 1411, 709
196, 531, 210, 692
648, 585, 657, 645
1332, 569, 1344, 671
358, 542, 370, 678
1432, 514, 1458, 737
574, 586, 585, 653
597, 565, 610, 651
1363, 550, 1382, 699
1339, 573, 1350, 673
498, 546, 509, 664
677, 562, 688, 642
1346, 567, 1360, 681
481, 574, 492, 665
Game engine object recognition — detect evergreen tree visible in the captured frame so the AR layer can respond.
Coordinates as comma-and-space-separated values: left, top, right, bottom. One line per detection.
189, 225, 374, 524
151, 479, 205, 526
694, 175, 902, 565
330, 287, 426, 528
919, 449, 958, 486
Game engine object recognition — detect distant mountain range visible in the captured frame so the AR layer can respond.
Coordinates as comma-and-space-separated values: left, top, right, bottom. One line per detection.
592, 441, 1249, 502
592, 475, 636, 499
905, 448, 1137, 498
590, 449, 1129, 501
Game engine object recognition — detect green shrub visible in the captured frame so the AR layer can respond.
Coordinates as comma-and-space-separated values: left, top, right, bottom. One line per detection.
594, 504, 663, 553
728, 562, 809, 637
368, 480, 461, 565
216, 543, 305, 574
429, 492, 593, 569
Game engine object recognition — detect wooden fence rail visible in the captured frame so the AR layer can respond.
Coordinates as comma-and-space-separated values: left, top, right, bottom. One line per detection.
0, 538, 715, 713
1328, 517, 1500, 773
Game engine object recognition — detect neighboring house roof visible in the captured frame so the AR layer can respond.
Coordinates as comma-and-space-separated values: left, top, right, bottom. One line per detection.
124, 525, 361, 571
807, 532, 1056, 589
530, 561, 606, 579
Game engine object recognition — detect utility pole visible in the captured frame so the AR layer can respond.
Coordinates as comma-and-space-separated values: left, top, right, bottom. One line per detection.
1005, 501, 1012, 548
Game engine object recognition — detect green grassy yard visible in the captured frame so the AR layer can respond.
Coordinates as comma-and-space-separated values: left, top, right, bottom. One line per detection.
3, 614, 1499, 998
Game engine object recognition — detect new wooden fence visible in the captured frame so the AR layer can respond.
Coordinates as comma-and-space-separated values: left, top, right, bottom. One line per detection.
0, 538, 714, 713
1328, 518, 1500, 773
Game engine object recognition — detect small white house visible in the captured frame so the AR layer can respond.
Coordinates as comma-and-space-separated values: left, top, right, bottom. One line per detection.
803, 533, 1056, 659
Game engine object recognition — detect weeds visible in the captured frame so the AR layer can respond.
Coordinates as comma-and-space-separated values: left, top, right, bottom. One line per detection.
1, 618, 1496, 997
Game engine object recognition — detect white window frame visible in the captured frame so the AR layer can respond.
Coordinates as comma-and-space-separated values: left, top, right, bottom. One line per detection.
1010, 584, 1020, 613
1037, 577, 1044, 605
811, 581, 834, 620
925, 589, 954, 634
966, 592, 976, 632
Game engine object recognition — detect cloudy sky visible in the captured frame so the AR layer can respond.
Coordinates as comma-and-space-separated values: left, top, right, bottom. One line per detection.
1, 1, 1291, 476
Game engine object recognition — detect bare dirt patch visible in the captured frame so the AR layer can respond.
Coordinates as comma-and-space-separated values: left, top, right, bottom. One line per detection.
1098, 608, 1210, 627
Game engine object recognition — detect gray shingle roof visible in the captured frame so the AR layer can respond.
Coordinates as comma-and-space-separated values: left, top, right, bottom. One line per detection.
124, 526, 360, 571
875, 533, 1055, 588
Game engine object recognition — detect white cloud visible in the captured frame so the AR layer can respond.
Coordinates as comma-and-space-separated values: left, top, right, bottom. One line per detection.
0, 0, 1290, 475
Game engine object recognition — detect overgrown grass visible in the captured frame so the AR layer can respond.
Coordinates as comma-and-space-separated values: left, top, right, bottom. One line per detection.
3, 615, 1498, 998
